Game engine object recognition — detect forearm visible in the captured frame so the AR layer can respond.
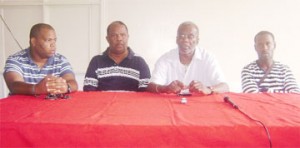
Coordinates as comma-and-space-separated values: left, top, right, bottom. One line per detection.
147, 83, 159, 93
147, 83, 169, 93
8, 82, 39, 95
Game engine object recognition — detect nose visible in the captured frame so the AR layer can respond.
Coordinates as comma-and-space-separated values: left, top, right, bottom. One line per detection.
262, 44, 268, 49
50, 42, 56, 48
116, 34, 123, 41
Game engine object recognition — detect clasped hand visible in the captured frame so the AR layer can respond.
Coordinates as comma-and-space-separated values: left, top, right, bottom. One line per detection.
37, 75, 68, 95
166, 80, 211, 95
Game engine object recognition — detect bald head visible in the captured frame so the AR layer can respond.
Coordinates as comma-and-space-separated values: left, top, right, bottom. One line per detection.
30, 23, 54, 39
107, 21, 128, 35
177, 21, 199, 36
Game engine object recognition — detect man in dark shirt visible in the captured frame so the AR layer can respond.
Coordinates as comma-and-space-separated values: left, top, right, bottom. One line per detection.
83, 21, 150, 91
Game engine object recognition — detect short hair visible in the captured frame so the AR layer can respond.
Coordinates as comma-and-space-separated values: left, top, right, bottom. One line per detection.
29, 23, 54, 39
177, 21, 199, 36
106, 21, 128, 35
254, 31, 275, 42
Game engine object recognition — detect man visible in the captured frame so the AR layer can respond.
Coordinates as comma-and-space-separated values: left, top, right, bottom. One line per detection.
241, 31, 300, 93
147, 21, 229, 95
4, 23, 78, 96
83, 21, 151, 91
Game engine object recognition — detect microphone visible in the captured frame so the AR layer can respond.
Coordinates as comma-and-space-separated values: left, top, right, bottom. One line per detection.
224, 96, 239, 109
223, 96, 272, 147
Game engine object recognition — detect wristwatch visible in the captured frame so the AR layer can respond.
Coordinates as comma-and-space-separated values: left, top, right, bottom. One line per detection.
208, 86, 214, 95
66, 83, 71, 94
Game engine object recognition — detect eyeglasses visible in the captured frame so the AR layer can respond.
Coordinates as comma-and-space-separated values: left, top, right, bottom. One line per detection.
177, 34, 197, 40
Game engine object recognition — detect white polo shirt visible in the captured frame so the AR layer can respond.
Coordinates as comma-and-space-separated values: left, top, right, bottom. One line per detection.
150, 47, 226, 87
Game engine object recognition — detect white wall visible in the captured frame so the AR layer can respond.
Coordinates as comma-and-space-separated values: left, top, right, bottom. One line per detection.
1, 0, 300, 98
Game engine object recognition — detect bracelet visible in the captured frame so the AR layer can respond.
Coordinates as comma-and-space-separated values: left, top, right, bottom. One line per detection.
66, 83, 71, 94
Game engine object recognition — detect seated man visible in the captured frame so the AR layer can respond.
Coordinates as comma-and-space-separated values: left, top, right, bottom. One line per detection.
147, 21, 229, 95
3, 23, 78, 96
83, 21, 151, 91
241, 31, 300, 93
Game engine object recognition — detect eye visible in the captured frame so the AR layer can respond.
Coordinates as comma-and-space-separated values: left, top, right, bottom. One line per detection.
177, 34, 196, 40
120, 33, 127, 37
46, 38, 56, 42
187, 34, 195, 39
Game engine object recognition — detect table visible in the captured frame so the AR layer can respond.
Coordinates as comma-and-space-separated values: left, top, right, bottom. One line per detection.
1, 92, 300, 147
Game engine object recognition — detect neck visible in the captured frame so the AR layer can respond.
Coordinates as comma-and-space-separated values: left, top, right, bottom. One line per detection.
108, 49, 128, 64
30, 48, 48, 68
179, 52, 194, 65
257, 59, 273, 72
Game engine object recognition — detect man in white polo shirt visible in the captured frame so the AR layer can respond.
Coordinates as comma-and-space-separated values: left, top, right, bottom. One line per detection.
147, 21, 229, 95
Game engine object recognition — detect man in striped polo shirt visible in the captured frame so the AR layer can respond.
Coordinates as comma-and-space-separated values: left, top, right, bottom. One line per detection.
3, 23, 78, 96
83, 21, 150, 91
241, 31, 300, 93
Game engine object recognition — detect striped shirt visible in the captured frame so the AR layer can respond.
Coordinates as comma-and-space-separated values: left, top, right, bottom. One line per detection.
83, 47, 151, 92
241, 61, 300, 93
4, 48, 74, 84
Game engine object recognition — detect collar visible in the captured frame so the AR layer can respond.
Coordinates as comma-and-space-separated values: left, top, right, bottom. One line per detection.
103, 47, 135, 60
26, 47, 55, 66
193, 47, 204, 60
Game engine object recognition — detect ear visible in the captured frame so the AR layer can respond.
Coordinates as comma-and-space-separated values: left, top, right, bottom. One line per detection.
106, 36, 109, 42
30, 38, 36, 46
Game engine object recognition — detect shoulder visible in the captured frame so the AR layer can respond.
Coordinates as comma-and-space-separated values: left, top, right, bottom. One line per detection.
5, 49, 30, 67
7, 49, 28, 59
53, 53, 71, 63
86, 54, 107, 66
194, 47, 217, 61
54, 53, 67, 59
88, 54, 105, 61
243, 61, 257, 70
273, 61, 292, 72
196, 46, 210, 55
192, 47, 223, 67
128, 48, 148, 62
158, 48, 178, 61
273, 61, 289, 68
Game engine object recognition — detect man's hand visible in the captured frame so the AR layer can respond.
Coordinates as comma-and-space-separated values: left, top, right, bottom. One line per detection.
189, 80, 212, 95
37, 75, 68, 95
165, 80, 185, 94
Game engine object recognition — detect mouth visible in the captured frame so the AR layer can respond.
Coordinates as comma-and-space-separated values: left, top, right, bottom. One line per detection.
115, 44, 125, 49
50, 50, 56, 54
181, 45, 191, 51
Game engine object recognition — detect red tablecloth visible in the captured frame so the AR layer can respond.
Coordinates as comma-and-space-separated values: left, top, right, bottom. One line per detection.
1, 92, 300, 147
